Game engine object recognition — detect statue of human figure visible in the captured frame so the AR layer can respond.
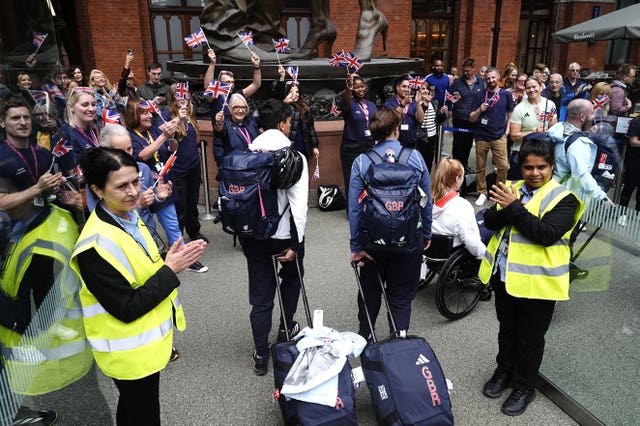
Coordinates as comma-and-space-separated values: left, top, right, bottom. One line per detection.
200, 0, 387, 63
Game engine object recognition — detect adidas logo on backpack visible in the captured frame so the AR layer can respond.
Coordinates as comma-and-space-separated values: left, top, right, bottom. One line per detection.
416, 354, 430, 365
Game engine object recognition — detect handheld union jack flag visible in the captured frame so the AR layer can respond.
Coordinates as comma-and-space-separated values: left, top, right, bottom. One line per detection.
328, 52, 346, 67
311, 158, 320, 183
487, 90, 500, 107
330, 99, 341, 117
102, 109, 121, 127
592, 94, 609, 110
204, 80, 232, 99
52, 138, 72, 157
184, 29, 207, 48
175, 82, 190, 100
343, 52, 362, 72
444, 89, 459, 104
29, 90, 49, 106
408, 75, 426, 90
286, 66, 299, 82
239, 31, 254, 47
33, 32, 48, 49
41, 83, 64, 101
273, 38, 290, 54
139, 100, 161, 116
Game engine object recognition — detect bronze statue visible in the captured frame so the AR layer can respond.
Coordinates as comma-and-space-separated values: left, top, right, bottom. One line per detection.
200, 0, 387, 63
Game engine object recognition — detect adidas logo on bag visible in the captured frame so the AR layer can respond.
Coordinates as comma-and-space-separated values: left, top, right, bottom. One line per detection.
416, 354, 430, 365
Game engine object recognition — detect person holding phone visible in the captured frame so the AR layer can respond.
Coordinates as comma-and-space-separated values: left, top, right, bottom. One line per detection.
117, 50, 138, 101
383, 75, 424, 148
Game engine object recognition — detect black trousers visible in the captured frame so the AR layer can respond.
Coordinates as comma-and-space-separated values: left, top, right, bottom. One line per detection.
173, 165, 202, 238
341, 144, 370, 208
491, 275, 556, 390
620, 148, 640, 210
357, 252, 421, 338
451, 118, 474, 168
113, 372, 160, 426
240, 238, 303, 356
416, 135, 437, 173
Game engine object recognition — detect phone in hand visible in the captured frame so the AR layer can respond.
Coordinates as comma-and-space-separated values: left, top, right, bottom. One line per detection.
127, 49, 134, 55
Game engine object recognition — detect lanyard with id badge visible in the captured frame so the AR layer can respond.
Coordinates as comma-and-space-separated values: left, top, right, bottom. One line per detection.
134, 130, 165, 174
358, 100, 372, 137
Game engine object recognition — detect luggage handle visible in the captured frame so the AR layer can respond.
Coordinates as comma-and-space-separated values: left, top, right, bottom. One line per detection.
271, 254, 312, 341
350, 260, 399, 343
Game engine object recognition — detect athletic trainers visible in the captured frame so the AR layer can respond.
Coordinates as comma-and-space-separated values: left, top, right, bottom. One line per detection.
170, 347, 180, 362
252, 350, 269, 376
187, 261, 208, 273
12, 406, 57, 426
189, 232, 209, 243
277, 321, 300, 342
475, 193, 487, 206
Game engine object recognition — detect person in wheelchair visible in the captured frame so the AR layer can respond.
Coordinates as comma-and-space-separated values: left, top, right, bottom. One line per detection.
431, 158, 486, 259
478, 139, 583, 416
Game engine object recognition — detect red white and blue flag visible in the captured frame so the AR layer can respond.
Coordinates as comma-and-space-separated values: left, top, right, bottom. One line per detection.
239, 31, 254, 47
29, 90, 49, 106
139, 100, 161, 115
41, 83, 64, 101
592, 94, 609, 109
175, 82, 190, 100
102, 109, 121, 127
328, 51, 346, 67
408, 75, 426, 90
487, 90, 500, 108
444, 89, 459, 104
52, 138, 72, 157
184, 29, 207, 48
343, 52, 362, 72
204, 80, 232, 99
330, 99, 341, 117
273, 38, 290, 54
33, 32, 48, 49
311, 158, 320, 183
286, 66, 299, 82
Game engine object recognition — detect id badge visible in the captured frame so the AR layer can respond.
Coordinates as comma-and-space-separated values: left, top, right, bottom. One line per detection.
155, 162, 164, 173
400, 124, 409, 131
33, 196, 45, 207
364, 129, 371, 137
480, 117, 489, 125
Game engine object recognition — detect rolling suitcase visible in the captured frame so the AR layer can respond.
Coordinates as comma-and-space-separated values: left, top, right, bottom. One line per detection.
271, 255, 357, 425
352, 262, 454, 425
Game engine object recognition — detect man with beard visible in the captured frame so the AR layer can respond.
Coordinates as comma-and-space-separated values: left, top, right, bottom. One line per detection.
548, 99, 611, 203
426, 59, 450, 109
469, 67, 514, 206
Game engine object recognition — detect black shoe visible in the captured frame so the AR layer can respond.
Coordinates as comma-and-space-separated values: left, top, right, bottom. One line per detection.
277, 321, 300, 343
252, 350, 269, 376
13, 406, 57, 425
501, 388, 536, 416
170, 347, 180, 362
189, 232, 209, 243
482, 369, 511, 398
187, 261, 209, 273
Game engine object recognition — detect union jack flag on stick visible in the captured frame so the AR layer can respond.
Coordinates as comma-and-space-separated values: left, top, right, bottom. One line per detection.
592, 94, 609, 110
102, 109, 121, 127
328, 51, 346, 67
273, 37, 290, 67
139, 100, 167, 124
330, 99, 341, 117
408, 75, 426, 90
184, 28, 209, 49
175, 82, 190, 100
343, 52, 362, 73
28, 90, 49, 106
33, 32, 47, 54
41, 83, 64, 101
204, 80, 232, 100
444, 89, 459, 104
52, 138, 72, 157
286, 66, 299, 83
239, 31, 254, 52
311, 158, 320, 183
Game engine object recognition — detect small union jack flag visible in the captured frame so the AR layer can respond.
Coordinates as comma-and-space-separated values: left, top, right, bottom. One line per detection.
408, 75, 426, 90
33, 32, 48, 49
102, 109, 121, 127
139, 100, 161, 116
328, 52, 346, 67
343, 52, 362, 72
286, 66, 298, 82
52, 137, 72, 157
184, 29, 207, 48
544, 108, 556, 122
41, 83, 64, 101
204, 80, 232, 99
273, 38, 290, 54
175, 82, 190, 100
311, 158, 320, 183
29, 90, 49, 106
592, 94, 609, 110
487, 90, 500, 107
444, 89, 459, 104
330, 99, 341, 117
239, 31, 254, 47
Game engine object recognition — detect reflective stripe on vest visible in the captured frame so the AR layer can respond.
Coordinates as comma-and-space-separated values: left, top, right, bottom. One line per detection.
74, 234, 136, 282
88, 318, 173, 353
508, 263, 569, 277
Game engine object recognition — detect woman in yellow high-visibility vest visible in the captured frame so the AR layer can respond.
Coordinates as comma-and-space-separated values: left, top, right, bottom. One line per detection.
478, 138, 583, 417
70, 148, 206, 425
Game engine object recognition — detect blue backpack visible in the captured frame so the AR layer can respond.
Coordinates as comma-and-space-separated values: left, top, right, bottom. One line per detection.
360, 147, 424, 253
218, 150, 282, 240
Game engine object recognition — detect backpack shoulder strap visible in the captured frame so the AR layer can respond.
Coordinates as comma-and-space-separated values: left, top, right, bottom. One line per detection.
365, 149, 384, 164
564, 131, 588, 153
397, 147, 413, 165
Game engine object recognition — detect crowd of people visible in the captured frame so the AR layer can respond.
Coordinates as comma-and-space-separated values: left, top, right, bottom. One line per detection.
0, 46, 637, 424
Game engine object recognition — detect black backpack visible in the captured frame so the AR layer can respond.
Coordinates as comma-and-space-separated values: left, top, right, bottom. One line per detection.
360, 147, 424, 253
565, 132, 621, 190
218, 150, 283, 239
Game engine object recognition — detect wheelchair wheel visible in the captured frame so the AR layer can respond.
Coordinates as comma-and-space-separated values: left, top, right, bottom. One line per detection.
435, 248, 483, 320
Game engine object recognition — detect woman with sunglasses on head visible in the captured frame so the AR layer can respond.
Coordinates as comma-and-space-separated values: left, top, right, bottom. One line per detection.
275, 65, 319, 161
339, 73, 377, 205
213, 93, 260, 170
89, 69, 125, 131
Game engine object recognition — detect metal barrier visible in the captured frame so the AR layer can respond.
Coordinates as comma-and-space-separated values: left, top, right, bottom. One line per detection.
198, 139, 216, 221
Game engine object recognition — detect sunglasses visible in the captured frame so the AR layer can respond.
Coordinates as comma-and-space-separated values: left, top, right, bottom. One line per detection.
71, 86, 94, 94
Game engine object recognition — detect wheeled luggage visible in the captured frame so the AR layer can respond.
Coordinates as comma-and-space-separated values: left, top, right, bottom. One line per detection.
352, 262, 454, 425
271, 255, 357, 425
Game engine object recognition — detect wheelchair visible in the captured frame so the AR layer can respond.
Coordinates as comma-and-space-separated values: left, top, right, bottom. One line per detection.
418, 234, 489, 320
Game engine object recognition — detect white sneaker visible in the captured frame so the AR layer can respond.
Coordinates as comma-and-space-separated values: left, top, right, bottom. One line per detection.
618, 214, 627, 227
475, 193, 487, 206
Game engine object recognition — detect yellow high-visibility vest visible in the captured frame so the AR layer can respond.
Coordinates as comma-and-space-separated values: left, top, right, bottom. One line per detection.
70, 208, 185, 380
479, 179, 584, 300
